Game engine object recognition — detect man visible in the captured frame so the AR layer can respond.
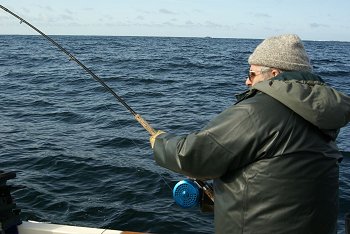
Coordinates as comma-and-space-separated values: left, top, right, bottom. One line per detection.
150, 34, 350, 233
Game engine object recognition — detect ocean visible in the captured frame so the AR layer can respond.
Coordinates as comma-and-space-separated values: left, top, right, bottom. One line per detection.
0, 35, 349, 233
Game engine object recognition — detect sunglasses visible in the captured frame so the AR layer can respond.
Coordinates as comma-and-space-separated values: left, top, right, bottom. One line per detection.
248, 68, 271, 82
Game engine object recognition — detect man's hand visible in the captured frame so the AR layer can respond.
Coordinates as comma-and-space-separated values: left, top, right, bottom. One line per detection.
150, 130, 165, 149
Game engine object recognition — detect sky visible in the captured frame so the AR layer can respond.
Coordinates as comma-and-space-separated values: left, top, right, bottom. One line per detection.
1, 0, 350, 41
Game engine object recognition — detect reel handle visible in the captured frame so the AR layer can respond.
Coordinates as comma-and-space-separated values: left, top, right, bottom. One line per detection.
194, 179, 214, 202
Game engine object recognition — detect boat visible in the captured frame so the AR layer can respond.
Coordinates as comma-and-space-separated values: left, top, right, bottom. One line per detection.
18, 220, 145, 234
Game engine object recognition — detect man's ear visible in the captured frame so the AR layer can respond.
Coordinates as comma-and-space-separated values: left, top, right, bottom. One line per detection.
272, 69, 281, 77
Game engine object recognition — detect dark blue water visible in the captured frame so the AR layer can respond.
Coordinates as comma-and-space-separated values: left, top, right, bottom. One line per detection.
0, 35, 349, 234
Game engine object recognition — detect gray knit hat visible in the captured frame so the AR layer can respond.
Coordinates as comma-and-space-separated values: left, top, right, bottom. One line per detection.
248, 34, 312, 72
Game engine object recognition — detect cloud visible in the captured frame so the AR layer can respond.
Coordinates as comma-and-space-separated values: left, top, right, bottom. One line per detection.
98, 14, 114, 22
162, 21, 175, 26
204, 21, 222, 28
64, 9, 73, 15
185, 20, 195, 26
192, 9, 202, 14
136, 15, 145, 20
20, 7, 31, 14
310, 23, 329, 28
60, 14, 74, 21
254, 13, 271, 18
45, 6, 54, 12
159, 9, 176, 15
83, 8, 94, 12
182, 20, 223, 28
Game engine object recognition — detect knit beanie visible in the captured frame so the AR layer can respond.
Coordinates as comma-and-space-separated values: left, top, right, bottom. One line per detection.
248, 34, 312, 72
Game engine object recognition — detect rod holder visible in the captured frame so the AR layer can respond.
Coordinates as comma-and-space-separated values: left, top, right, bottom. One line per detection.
0, 171, 22, 234
346, 213, 350, 234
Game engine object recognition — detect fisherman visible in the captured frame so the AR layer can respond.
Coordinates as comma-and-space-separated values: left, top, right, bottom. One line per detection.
150, 34, 350, 234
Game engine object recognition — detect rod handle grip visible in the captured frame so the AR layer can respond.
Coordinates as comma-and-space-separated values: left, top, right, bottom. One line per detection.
135, 114, 157, 136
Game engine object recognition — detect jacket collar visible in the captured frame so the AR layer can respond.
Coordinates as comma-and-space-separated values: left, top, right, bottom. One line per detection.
235, 89, 258, 103
235, 71, 325, 103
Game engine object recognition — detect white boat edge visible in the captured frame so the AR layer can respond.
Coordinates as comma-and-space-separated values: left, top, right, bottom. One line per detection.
17, 220, 147, 234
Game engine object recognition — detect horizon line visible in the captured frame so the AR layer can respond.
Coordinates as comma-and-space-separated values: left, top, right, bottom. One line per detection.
1, 34, 349, 43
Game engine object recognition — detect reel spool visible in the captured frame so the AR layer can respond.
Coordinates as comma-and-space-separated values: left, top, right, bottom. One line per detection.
172, 179, 201, 208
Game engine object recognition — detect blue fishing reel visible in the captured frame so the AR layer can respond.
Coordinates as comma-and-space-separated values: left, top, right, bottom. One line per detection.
172, 179, 201, 208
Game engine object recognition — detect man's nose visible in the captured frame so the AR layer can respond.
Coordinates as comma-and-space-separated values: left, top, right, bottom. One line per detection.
245, 77, 252, 86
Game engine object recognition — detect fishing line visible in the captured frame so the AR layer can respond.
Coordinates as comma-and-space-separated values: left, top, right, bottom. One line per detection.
0, 4, 172, 190
0, 4, 156, 136
1, 5, 214, 203
0, 4, 173, 194
97, 93, 174, 191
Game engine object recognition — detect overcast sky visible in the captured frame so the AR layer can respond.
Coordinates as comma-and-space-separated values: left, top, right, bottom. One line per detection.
1, 0, 349, 41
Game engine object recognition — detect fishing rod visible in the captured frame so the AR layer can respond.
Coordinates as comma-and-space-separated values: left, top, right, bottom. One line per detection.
0, 4, 156, 136
1, 5, 215, 207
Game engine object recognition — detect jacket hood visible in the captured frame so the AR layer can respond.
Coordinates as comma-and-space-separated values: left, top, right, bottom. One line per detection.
252, 71, 350, 130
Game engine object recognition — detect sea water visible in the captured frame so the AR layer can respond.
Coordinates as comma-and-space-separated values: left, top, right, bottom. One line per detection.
0, 35, 349, 233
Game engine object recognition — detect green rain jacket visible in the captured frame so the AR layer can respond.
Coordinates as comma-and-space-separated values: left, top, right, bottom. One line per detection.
153, 71, 350, 234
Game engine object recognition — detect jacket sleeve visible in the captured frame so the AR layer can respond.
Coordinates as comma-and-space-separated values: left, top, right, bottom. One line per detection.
153, 103, 262, 179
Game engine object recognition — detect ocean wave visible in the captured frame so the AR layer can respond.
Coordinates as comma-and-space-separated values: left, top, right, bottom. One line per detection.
1, 35, 349, 234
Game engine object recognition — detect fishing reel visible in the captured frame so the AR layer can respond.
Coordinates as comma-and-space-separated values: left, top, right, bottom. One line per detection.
172, 179, 214, 212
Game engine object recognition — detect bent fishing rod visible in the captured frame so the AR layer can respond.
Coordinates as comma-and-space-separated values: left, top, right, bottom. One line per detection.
0, 4, 156, 136
1, 5, 215, 204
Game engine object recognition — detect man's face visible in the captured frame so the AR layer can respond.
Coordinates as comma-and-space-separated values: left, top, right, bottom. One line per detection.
245, 65, 274, 87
